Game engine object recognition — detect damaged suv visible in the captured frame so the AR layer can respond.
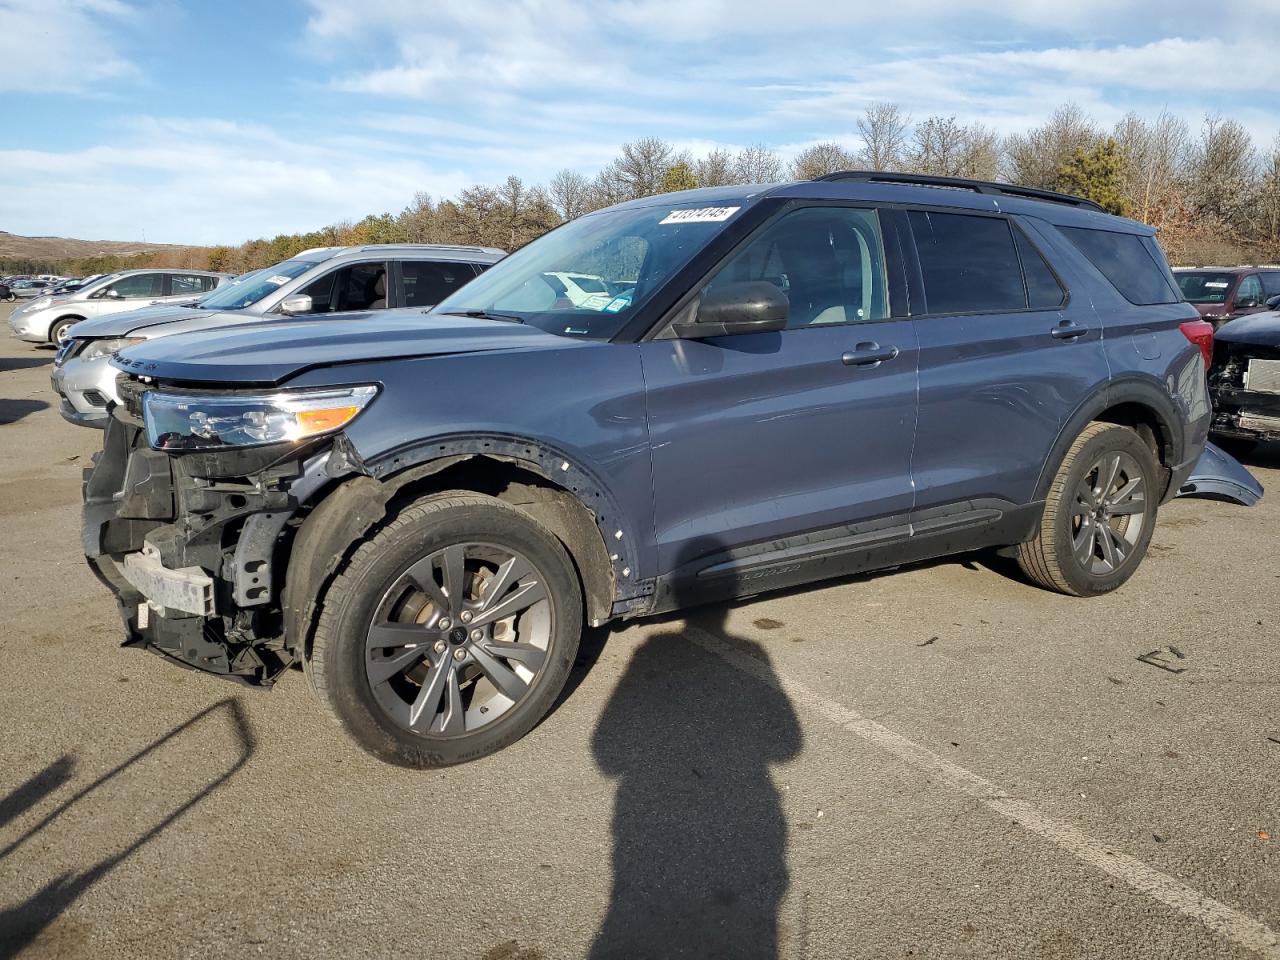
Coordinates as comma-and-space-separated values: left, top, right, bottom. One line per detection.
86, 173, 1224, 767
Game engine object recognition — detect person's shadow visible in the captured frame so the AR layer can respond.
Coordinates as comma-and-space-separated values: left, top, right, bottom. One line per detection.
589, 540, 803, 959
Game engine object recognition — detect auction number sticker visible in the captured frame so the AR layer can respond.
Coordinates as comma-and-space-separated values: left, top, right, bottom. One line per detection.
660, 206, 740, 225
266, 275, 292, 285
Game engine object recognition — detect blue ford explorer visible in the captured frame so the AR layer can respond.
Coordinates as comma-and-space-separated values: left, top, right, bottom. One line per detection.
85, 171, 1236, 766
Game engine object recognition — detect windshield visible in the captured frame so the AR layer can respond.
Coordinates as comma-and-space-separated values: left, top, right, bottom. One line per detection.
1176, 272, 1236, 304
433, 201, 747, 339
197, 259, 316, 310
77, 273, 121, 296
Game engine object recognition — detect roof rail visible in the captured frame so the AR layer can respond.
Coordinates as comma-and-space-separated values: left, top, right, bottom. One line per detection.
354, 243, 505, 255
814, 170, 1105, 213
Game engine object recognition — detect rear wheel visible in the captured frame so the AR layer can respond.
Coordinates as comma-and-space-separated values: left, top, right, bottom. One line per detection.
307, 492, 583, 767
1017, 423, 1159, 596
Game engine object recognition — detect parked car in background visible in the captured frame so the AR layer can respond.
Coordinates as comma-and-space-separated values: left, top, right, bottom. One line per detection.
1173, 265, 1280, 327
1207, 296, 1280, 452
10, 279, 55, 299
7, 268, 233, 345
51, 244, 502, 427
48, 275, 99, 296
0, 280, 9, 301
81, 172, 1246, 767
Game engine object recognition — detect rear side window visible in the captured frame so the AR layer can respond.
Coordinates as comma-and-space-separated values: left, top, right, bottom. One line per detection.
1059, 226, 1177, 305
1236, 274, 1264, 306
168, 274, 213, 295
909, 211, 1026, 314
1013, 227, 1066, 309
400, 261, 475, 308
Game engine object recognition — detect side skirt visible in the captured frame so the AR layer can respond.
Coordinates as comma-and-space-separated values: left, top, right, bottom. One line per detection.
636, 501, 1043, 618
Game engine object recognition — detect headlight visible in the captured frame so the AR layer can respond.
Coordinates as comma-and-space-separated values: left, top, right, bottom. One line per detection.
79, 337, 144, 361
27, 296, 52, 310
143, 385, 378, 450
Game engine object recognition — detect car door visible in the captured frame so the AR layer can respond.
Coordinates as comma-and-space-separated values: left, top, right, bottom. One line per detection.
905, 208, 1104, 527
288, 261, 389, 315
393, 259, 481, 308
640, 203, 920, 585
1231, 273, 1266, 319
90, 272, 165, 316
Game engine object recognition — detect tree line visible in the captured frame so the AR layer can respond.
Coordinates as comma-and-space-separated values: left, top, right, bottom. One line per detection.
26, 101, 1280, 277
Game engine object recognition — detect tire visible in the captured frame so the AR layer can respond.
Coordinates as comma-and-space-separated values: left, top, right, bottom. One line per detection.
308, 491, 583, 768
1017, 422, 1159, 597
49, 318, 77, 344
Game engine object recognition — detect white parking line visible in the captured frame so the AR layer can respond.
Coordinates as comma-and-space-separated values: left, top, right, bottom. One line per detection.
685, 625, 1280, 959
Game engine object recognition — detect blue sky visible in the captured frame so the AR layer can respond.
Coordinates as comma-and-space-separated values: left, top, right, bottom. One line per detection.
3, 0, 1279, 245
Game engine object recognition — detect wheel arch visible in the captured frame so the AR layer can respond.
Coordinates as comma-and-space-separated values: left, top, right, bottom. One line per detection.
47, 314, 86, 341
283, 435, 639, 661
1035, 377, 1184, 503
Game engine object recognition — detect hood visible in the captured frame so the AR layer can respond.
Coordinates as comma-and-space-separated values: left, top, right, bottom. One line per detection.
69, 302, 214, 339
111, 309, 594, 385
1192, 302, 1233, 320
1213, 310, 1280, 349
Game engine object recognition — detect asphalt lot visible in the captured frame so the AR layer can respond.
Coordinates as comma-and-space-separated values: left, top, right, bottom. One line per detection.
0, 301, 1277, 959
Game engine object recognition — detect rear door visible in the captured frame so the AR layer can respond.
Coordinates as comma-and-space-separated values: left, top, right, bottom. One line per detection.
393, 260, 480, 309
905, 208, 1104, 524
640, 203, 920, 580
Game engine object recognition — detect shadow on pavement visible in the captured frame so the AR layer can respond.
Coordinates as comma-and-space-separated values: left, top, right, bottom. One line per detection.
0, 757, 75, 833
0, 399, 48, 425
0, 698, 256, 957
0, 355, 52, 373
589, 540, 803, 960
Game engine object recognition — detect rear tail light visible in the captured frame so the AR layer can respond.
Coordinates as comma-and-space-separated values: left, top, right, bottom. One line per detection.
1179, 319, 1214, 370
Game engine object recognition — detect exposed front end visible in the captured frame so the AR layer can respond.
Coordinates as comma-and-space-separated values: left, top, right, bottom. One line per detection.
1209, 339, 1280, 443
82, 378, 370, 685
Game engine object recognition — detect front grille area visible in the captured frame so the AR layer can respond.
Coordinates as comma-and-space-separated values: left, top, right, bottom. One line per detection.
82, 390, 109, 408
1245, 358, 1280, 395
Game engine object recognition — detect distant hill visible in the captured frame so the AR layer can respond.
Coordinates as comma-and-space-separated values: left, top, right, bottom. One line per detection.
0, 230, 189, 261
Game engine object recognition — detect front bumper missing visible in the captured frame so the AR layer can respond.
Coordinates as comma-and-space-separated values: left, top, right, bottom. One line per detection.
122, 546, 216, 617
83, 410, 337, 685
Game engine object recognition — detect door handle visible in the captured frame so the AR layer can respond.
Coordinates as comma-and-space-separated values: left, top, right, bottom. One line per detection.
842, 342, 899, 367
1050, 321, 1088, 340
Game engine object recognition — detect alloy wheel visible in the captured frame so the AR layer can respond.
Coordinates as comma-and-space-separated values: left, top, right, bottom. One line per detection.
365, 542, 552, 736
1070, 451, 1148, 576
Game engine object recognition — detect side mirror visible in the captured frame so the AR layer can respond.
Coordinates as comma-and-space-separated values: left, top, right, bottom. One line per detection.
1237, 297, 1260, 309
672, 281, 788, 338
100, 288, 123, 300
1266, 294, 1280, 311
279, 294, 313, 316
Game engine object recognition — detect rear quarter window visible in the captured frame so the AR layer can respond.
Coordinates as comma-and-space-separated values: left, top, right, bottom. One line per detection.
1059, 226, 1178, 305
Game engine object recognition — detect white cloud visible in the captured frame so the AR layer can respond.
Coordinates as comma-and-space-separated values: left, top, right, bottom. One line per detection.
0, 117, 476, 245
0, 0, 139, 94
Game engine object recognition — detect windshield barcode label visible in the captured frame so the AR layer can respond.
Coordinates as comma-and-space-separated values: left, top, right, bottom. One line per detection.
660, 207, 740, 225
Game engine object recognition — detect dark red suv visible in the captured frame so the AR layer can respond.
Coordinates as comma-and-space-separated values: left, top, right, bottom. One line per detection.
1174, 266, 1280, 325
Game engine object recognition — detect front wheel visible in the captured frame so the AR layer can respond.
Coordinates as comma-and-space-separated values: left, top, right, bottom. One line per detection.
307, 492, 583, 768
49, 318, 77, 344
1017, 423, 1159, 596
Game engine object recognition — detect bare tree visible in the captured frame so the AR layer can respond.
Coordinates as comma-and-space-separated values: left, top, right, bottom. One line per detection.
909, 116, 968, 176
693, 148, 735, 187
1002, 103, 1100, 188
856, 102, 909, 171
790, 141, 856, 180
1257, 134, 1280, 258
549, 169, 592, 221
1112, 110, 1190, 223
1187, 113, 1257, 238
610, 136, 677, 198
957, 123, 1001, 180
397, 191, 438, 242
733, 143, 785, 183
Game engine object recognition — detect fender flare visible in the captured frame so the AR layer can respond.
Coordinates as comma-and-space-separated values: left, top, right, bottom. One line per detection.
281, 433, 647, 656
1033, 376, 1185, 502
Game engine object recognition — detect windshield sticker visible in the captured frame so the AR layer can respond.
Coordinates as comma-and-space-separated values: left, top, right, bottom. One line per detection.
660, 206, 741, 225
1204, 281, 1230, 288
266, 275, 291, 285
